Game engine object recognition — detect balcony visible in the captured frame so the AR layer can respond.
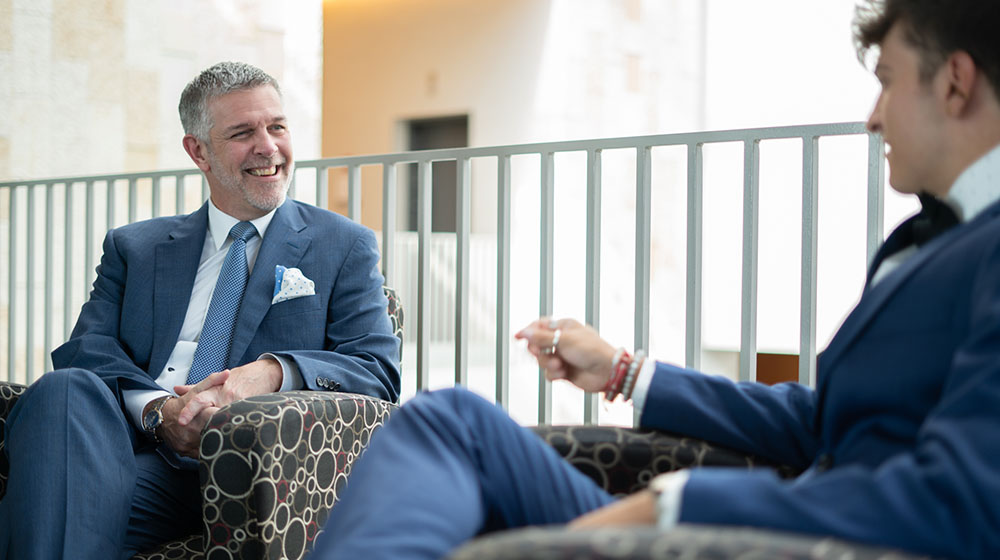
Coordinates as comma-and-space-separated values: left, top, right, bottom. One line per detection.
0, 122, 887, 426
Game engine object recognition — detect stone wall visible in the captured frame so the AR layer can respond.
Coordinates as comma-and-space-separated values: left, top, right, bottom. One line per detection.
0, 0, 322, 180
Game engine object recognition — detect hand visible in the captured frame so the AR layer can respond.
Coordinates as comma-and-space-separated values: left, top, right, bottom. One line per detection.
174, 357, 283, 426
514, 318, 617, 393
568, 490, 658, 528
158, 370, 230, 458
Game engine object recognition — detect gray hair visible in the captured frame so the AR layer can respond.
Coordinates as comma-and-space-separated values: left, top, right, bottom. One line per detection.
178, 61, 281, 141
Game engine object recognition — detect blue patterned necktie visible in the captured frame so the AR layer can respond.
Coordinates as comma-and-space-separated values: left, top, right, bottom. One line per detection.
187, 221, 258, 384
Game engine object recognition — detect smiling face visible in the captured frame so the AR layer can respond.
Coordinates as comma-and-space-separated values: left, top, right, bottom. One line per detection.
188, 85, 293, 220
866, 23, 951, 196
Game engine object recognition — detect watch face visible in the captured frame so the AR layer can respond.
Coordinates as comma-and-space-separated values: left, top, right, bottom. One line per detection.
143, 408, 160, 432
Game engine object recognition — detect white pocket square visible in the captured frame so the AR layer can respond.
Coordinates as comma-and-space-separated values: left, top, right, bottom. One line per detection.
272, 265, 316, 304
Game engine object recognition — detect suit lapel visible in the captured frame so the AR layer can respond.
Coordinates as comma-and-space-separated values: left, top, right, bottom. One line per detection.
228, 201, 310, 366
863, 215, 917, 289
818, 199, 1000, 392
149, 204, 209, 377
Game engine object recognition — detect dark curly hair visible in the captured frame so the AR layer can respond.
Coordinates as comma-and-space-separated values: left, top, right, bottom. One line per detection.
854, 0, 1000, 96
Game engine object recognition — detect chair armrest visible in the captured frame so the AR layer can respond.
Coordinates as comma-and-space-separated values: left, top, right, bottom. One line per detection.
0, 381, 28, 499
199, 390, 396, 560
450, 525, 938, 560
530, 425, 798, 497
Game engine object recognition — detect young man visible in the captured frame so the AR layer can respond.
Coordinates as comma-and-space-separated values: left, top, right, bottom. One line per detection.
0, 62, 401, 559
310, 1, 1000, 558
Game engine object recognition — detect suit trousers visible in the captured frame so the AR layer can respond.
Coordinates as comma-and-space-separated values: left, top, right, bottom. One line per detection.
0, 369, 201, 560
310, 387, 615, 560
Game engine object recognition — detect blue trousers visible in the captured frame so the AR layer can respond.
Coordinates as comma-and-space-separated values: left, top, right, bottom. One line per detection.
0, 369, 201, 559
310, 387, 615, 559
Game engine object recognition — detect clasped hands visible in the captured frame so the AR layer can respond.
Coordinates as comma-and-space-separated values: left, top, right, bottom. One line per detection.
158, 357, 283, 458
516, 317, 659, 528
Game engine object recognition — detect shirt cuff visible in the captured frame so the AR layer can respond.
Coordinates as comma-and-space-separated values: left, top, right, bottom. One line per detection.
261, 353, 304, 391
123, 389, 173, 431
652, 470, 690, 530
630, 358, 657, 410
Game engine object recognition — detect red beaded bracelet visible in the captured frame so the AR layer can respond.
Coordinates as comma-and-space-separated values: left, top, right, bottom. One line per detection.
603, 347, 631, 400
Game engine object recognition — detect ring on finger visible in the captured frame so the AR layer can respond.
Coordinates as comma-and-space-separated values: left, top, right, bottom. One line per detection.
542, 328, 562, 355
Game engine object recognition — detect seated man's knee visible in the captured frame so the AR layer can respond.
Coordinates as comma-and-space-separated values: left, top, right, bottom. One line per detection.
13, 368, 115, 419
403, 387, 504, 428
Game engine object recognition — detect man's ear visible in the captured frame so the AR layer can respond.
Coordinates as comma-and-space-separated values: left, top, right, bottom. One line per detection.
943, 50, 978, 117
182, 134, 212, 173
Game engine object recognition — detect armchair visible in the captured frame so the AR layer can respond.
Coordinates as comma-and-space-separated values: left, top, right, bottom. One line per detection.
0, 286, 404, 560
449, 425, 939, 559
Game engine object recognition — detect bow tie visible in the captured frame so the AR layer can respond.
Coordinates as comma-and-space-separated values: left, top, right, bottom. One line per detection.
912, 193, 960, 246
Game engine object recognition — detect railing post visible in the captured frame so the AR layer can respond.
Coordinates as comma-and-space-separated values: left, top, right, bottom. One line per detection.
45, 183, 55, 373
584, 149, 602, 424
26, 185, 36, 383
866, 133, 886, 267
496, 155, 512, 410
85, 180, 95, 299
800, 136, 820, 387
63, 183, 75, 341
538, 151, 555, 424
7, 186, 17, 382
739, 139, 761, 383
347, 165, 361, 222
416, 160, 432, 392
455, 158, 471, 388
685, 143, 704, 370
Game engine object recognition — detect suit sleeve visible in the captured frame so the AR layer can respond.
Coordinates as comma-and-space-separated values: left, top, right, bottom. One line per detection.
50, 229, 163, 404
668, 252, 1000, 558
271, 227, 401, 402
640, 364, 819, 468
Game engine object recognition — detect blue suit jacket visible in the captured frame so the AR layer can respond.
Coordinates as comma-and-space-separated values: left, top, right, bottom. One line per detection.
640, 198, 1000, 558
51, 199, 401, 407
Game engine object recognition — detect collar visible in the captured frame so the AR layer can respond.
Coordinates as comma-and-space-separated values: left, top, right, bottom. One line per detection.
206, 199, 277, 249
943, 143, 1000, 223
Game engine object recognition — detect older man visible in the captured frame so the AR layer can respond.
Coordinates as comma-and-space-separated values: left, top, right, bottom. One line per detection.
311, 1, 1000, 558
0, 62, 400, 559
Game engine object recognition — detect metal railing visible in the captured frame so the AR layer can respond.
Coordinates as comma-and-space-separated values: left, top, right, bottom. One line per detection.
0, 122, 884, 424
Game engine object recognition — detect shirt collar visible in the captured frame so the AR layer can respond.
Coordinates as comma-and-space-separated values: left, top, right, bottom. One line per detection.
206, 199, 277, 250
944, 143, 1000, 222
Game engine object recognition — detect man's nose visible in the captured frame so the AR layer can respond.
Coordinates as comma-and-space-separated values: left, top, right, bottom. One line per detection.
866, 97, 882, 133
253, 129, 279, 156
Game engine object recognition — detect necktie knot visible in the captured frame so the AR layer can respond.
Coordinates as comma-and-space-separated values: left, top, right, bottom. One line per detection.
913, 193, 960, 246
230, 221, 257, 243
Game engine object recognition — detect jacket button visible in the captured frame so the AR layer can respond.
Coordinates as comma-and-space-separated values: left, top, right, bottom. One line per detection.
815, 453, 833, 473
331, 382, 341, 391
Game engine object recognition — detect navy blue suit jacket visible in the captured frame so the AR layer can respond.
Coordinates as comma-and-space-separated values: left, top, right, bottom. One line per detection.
640, 199, 1000, 557
50, 199, 401, 408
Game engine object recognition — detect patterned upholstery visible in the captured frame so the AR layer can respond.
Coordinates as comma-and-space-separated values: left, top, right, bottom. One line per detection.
529, 425, 798, 496
449, 425, 934, 559
135, 392, 397, 560
450, 525, 940, 560
1, 286, 404, 560
383, 286, 403, 361
0, 381, 27, 499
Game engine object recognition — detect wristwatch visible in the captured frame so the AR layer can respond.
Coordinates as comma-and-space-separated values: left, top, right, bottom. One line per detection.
142, 396, 174, 442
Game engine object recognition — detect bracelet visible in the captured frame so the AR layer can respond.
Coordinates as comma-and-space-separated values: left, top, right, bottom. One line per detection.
603, 348, 631, 400
621, 350, 646, 402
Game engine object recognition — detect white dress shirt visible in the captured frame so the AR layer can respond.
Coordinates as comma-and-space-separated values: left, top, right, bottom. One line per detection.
631, 142, 1000, 530
123, 199, 303, 430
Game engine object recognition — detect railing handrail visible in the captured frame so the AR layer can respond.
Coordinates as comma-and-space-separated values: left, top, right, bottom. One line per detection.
0, 122, 869, 188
